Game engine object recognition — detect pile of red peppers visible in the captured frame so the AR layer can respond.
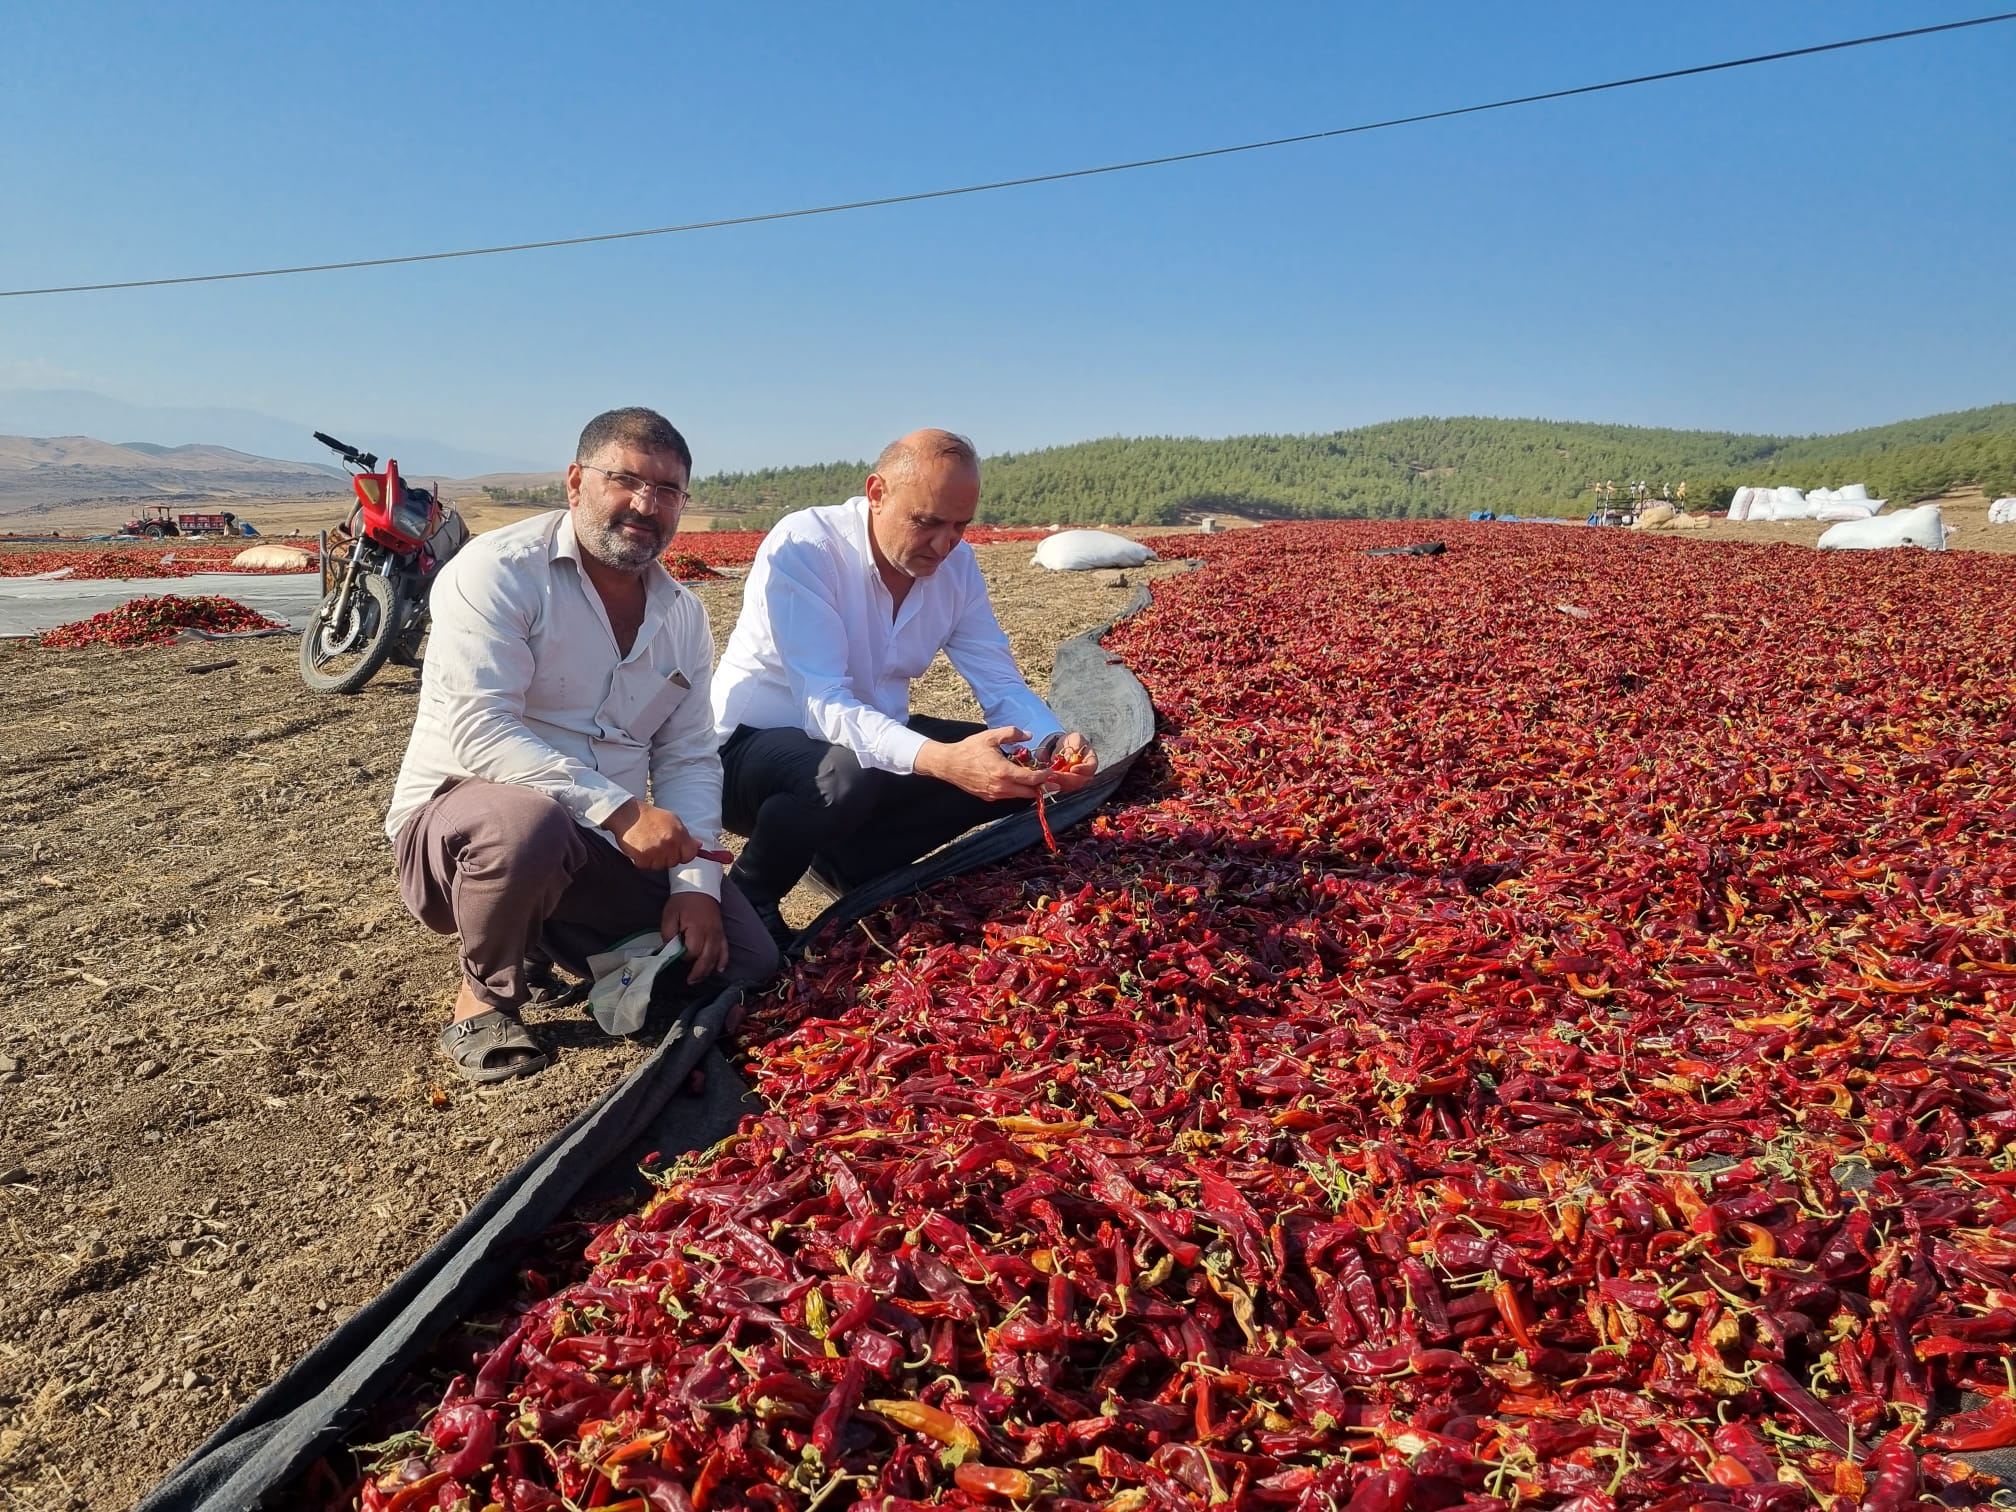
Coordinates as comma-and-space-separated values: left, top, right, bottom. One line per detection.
359, 523, 2016, 1511
36, 592, 286, 648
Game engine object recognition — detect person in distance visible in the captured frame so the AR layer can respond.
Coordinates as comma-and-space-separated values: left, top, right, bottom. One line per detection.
385, 408, 780, 1083
710, 428, 1098, 944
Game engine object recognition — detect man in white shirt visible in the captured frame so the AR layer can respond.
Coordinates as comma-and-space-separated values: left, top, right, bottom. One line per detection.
711, 429, 1097, 939
387, 408, 780, 1083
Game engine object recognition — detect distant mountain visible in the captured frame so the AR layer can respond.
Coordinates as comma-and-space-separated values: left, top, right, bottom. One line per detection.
0, 389, 540, 478
695, 404, 2016, 526
0, 434, 350, 514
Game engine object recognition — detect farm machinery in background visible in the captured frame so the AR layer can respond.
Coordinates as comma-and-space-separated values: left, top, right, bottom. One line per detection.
118, 504, 254, 538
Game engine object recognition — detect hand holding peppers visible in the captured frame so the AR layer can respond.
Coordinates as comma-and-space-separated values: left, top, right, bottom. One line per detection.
914, 724, 1054, 801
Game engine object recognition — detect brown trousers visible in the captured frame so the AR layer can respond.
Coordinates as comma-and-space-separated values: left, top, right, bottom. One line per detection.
395, 779, 781, 1013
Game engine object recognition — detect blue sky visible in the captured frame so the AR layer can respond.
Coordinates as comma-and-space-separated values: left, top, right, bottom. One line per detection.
2, 2, 2010, 475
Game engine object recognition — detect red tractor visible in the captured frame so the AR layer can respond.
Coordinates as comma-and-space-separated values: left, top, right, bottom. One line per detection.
120, 505, 240, 538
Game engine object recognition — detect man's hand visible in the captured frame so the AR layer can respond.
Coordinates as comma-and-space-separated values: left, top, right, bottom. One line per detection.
1033, 731, 1099, 795
604, 799, 701, 869
661, 891, 728, 983
914, 725, 1052, 802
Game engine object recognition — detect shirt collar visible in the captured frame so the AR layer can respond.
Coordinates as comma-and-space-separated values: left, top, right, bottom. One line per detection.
552, 508, 682, 618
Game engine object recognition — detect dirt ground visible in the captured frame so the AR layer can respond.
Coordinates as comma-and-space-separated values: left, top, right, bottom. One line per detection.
0, 541, 1189, 1509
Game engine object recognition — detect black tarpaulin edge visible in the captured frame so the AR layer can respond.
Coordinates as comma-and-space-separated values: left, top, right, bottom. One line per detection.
139, 589, 1160, 1512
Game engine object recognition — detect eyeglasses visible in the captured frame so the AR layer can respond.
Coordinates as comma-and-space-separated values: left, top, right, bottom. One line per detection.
582, 464, 690, 510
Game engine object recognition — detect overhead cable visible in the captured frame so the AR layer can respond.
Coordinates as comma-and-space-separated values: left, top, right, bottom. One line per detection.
3, 11, 2011, 300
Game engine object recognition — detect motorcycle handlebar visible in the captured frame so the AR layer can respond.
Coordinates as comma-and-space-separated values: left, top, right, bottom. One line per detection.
313, 431, 378, 470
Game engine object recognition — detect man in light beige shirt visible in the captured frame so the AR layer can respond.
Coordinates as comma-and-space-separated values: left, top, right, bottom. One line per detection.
386, 408, 779, 1082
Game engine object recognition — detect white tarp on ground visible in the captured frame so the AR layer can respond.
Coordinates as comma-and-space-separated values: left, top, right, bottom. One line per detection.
0, 573, 325, 637
1989, 498, 2016, 525
1816, 503, 1946, 551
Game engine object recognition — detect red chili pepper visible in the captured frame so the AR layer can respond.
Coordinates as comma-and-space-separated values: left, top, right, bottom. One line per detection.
809, 1356, 864, 1463
1925, 1392, 2016, 1451
1342, 1467, 1413, 1512
1859, 1430, 1919, 1512
1755, 1361, 1851, 1453
953, 1464, 1033, 1501
1705, 1453, 1755, 1487
1492, 1279, 1540, 1351
424, 1401, 497, 1481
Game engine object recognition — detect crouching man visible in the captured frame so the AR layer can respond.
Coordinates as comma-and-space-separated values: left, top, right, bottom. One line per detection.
711, 428, 1098, 943
386, 408, 780, 1083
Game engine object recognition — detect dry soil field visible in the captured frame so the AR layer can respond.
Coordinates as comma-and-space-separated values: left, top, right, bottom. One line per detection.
0, 539, 1187, 1509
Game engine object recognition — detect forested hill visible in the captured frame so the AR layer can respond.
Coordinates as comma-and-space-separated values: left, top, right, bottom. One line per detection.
695, 405, 2016, 527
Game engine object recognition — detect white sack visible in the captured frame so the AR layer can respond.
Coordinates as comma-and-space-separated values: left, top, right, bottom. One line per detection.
1837, 483, 1870, 501
232, 544, 313, 570
585, 930, 689, 1036
1032, 530, 1159, 571
1989, 498, 2016, 525
1809, 502, 1881, 523
1816, 504, 1945, 552
1727, 486, 1754, 521
1808, 487, 1836, 507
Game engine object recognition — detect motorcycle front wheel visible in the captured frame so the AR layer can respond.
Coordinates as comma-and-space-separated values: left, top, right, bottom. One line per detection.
299, 573, 400, 694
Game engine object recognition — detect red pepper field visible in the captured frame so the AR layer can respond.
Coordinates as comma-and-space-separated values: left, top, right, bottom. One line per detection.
344, 523, 2016, 1512
0, 543, 325, 579
0, 528, 1041, 584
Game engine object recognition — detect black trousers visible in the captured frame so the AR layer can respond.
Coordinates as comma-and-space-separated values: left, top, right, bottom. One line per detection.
720, 715, 1030, 902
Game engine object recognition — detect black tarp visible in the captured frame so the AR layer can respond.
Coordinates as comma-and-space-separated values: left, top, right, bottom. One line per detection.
140, 598, 1159, 1512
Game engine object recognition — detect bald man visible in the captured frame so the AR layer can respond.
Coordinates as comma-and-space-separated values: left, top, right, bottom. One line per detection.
710, 429, 1098, 942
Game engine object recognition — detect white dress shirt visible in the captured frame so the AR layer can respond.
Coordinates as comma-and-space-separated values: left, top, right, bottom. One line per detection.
711, 498, 1064, 773
385, 510, 724, 899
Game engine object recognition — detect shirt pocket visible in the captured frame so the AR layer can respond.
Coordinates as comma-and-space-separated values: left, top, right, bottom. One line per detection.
625, 669, 692, 743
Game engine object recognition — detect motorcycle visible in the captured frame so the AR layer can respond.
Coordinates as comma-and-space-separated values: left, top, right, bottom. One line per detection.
299, 432, 464, 694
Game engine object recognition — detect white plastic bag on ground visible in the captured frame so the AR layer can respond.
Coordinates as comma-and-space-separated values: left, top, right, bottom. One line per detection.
1817, 503, 1945, 552
584, 930, 688, 1036
232, 544, 313, 570
1989, 498, 2016, 525
1032, 530, 1158, 571
1809, 502, 1882, 523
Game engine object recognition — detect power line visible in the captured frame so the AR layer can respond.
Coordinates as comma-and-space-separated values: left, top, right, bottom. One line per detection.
5, 11, 2011, 301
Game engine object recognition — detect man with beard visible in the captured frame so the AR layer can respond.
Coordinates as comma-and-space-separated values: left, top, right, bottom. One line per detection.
712, 428, 1098, 944
386, 408, 779, 1082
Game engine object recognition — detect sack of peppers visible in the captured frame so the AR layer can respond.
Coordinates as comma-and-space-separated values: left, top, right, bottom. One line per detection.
336, 523, 2016, 1512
